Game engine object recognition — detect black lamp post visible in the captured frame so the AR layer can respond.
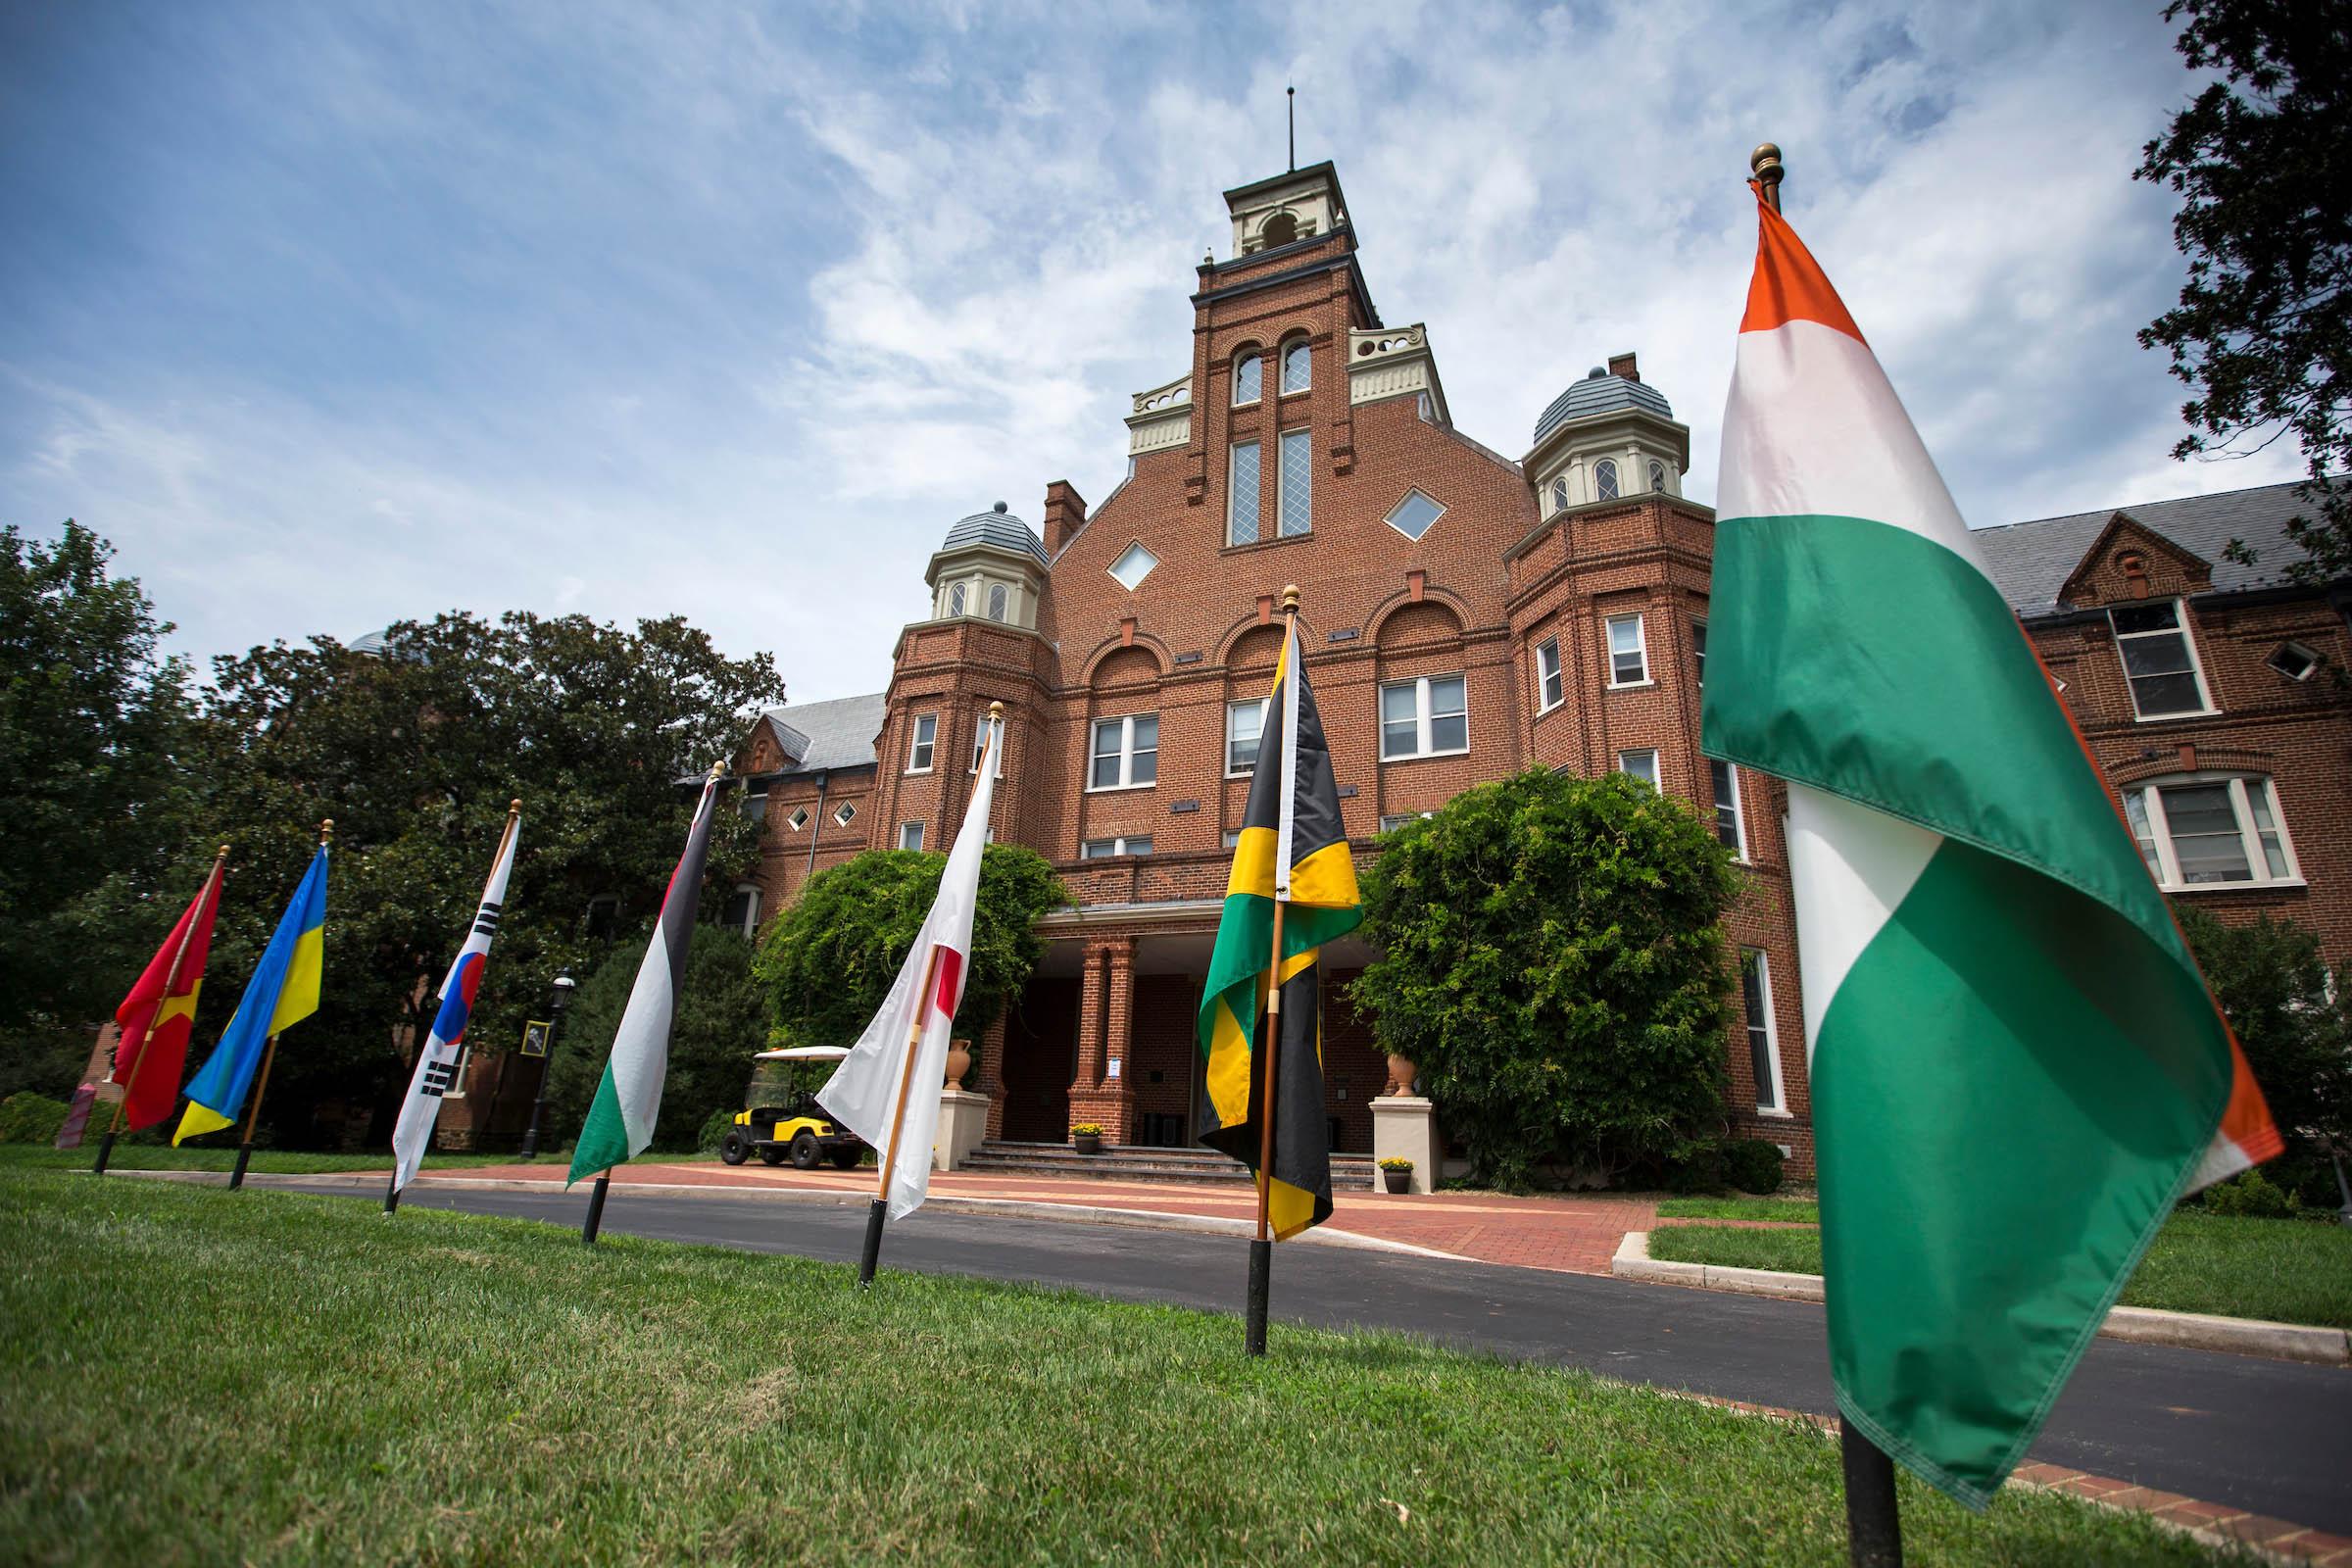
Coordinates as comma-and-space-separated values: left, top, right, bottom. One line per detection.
518, 968, 574, 1159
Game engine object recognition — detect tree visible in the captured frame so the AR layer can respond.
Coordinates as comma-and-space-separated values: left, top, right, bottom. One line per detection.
756, 845, 1067, 1049
1350, 769, 1742, 1190
0, 522, 194, 1097
2137, 2, 2352, 578
2177, 906, 2350, 1204
540, 923, 769, 1152
63, 609, 785, 1145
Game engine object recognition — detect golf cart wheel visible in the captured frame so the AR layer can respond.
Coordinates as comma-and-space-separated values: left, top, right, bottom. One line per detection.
759, 1146, 786, 1166
826, 1146, 860, 1170
789, 1131, 821, 1170
718, 1129, 752, 1166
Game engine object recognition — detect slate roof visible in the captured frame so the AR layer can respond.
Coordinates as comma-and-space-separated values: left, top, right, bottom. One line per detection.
1972, 478, 2328, 619
941, 502, 1049, 565
1533, 368, 1675, 446
758, 692, 887, 775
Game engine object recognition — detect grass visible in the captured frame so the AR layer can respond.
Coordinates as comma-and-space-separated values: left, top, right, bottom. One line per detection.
1655, 1196, 1821, 1223
1646, 1212, 2352, 1330
0, 1144, 719, 1176
0, 1170, 2251, 1567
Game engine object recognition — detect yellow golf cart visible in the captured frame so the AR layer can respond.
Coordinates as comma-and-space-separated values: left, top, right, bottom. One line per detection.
718, 1044, 865, 1171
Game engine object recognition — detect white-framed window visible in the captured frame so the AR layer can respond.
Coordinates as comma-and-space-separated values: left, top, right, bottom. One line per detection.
1605, 613, 1648, 686
969, 715, 1005, 776
1109, 541, 1157, 591
899, 821, 925, 852
906, 713, 937, 773
1594, 458, 1620, 501
1089, 713, 1158, 790
1226, 698, 1267, 775
986, 583, 1009, 621
1617, 749, 1659, 787
2124, 774, 2300, 889
1691, 618, 1707, 689
948, 581, 967, 617
1385, 489, 1445, 541
1379, 811, 1434, 833
740, 781, 768, 822
1536, 638, 1563, 712
833, 802, 857, 826
2267, 641, 2319, 682
1740, 948, 1788, 1114
722, 883, 761, 936
1710, 760, 1746, 858
1081, 835, 1152, 859
1649, 459, 1668, 493
1280, 339, 1311, 395
1549, 476, 1570, 513
2109, 600, 2213, 719
785, 807, 809, 832
1278, 428, 1311, 536
1229, 441, 1261, 545
1380, 674, 1468, 760
1233, 351, 1262, 406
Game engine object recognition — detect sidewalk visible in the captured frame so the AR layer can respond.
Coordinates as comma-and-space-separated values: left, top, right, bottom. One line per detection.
416, 1158, 1662, 1275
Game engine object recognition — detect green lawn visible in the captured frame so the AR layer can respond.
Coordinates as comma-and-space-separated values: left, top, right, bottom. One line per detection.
1655, 1197, 1822, 1223
1647, 1213, 2352, 1330
0, 1171, 2247, 1567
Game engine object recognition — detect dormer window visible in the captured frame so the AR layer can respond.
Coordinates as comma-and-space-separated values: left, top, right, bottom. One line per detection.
1594, 459, 1620, 501
1281, 340, 1311, 395
1233, 352, 1262, 406
2109, 600, 2212, 719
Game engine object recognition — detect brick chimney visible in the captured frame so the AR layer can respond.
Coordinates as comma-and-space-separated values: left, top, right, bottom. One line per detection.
1042, 480, 1089, 556
1606, 351, 1641, 383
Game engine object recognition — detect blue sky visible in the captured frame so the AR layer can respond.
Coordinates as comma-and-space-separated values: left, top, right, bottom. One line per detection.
0, 1, 2300, 704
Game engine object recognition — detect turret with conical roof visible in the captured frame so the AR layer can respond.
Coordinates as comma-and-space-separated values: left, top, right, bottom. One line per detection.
1523, 352, 1689, 517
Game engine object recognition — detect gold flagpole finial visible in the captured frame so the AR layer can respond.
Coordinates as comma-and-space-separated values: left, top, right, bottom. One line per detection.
1751, 142, 1785, 213
988, 700, 1004, 722
318, 818, 334, 845
708, 759, 728, 783
1282, 583, 1300, 612
509, 798, 523, 816
216, 844, 231, 860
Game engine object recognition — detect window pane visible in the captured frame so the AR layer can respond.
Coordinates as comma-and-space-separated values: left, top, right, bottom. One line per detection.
1741, 951, 1777, 1110
900, 822, 923, 852
1429, 675, 1466, 716
1080, 839, 1111, 859
1129, 715, 1158, 784
1227, 701, 1264, 772
1618, 750, 1658, 785
1233, 353, 1261, 405
1595, 459, 1619, 501
2110, 603, 2180, 635
1608, 615, 1645, 683
1124, 837, 1152, 857
2123, 790, 2162, 879
1279, 429, 1312, 536
1381, 718, 1417, 759
2159, 784, 2251, 882
948, 583, 966, 615
1385, 489, 1445, 541
986, 584, 1008, 621
1649, 459, 1667, 492
2246, 781, 2290, 877
1381, 682, 1416, 723
1539, 639, 1562, 709
1229, 443, 1260, 544
1281, 341, 1310, 394
1691, 620, 1707, 688
1131, 714, 1158, 752
722, 890, 753, 930
1550, 476, 1569, 512
1108, 542, 1158, 590
1711, 760, 1742, 852
1430, 712, 1466, 752
741, 789, 767, 821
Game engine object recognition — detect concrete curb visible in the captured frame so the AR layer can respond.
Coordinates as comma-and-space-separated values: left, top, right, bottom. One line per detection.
1612, 1232, 2352, 1367
108, 1167, 1471, 1263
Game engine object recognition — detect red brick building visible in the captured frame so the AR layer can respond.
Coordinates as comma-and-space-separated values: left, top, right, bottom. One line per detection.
726, 162, 2352, 1176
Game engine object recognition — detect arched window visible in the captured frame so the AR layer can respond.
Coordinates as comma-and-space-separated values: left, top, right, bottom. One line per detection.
986, 583, 1009, 621
1648, 459, 1668, 493
1260, 211, 1298, 248
1233, 352, 1262, 406
1281, 340, 1311, 395
948, 581, 967, 616
1594, 459, 1620, 501
1549, 476, 1570, 513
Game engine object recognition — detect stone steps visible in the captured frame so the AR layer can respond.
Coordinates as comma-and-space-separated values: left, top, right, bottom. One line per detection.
963, 1140, 1378, 1191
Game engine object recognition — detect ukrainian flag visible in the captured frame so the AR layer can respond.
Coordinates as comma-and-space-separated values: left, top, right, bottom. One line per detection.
174, 843, 329, 1144
1196, 613, 1359, 1239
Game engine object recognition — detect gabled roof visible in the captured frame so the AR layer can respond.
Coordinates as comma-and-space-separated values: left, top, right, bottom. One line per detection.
1973, 478, 2330, 618
756, 692, 886, 776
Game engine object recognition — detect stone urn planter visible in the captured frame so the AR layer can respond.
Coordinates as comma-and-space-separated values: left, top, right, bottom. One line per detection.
1071, 1123, 1104, 1154
1384, 1054, 1417, 1097
944, 1040, 973, 1091
1379, 1158, 1414, 1195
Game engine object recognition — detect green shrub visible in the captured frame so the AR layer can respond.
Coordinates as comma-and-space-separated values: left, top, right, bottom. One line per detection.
2200, 1168, 2298, 1219
697, 1108, 737, 1154
0, 1092, 73, 1145
1723, 1137, 1786, 1195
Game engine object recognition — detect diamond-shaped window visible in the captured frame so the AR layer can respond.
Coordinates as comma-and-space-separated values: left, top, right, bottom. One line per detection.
1385, 489, 1446, 541
1108, 542, 1158, 591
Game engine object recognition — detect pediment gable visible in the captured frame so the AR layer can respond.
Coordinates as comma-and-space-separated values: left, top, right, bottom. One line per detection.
2056, 511, 2214, 610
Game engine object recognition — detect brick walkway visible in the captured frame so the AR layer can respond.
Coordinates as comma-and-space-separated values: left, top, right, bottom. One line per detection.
423, 1158, 1659, 1274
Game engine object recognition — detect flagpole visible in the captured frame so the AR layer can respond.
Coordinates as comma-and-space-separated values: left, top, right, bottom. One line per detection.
388, 800, 521, 1216
1745, 136, 1900, 1565
1247, 586, 1300, 1357
230, 818, 328, 1192
95, 845, 228, 1177
858, 940, 945, 1287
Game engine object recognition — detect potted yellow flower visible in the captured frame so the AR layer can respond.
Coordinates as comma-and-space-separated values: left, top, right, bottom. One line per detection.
1070, 1123, 1105, 1154
1377, 1156, 1414, 1195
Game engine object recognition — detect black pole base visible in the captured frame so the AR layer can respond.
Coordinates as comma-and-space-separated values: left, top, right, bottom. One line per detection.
1245, 1238, 1272, 1356
227, 1142, 255, 1190
1839, 1421, 1904, 1568
581, 1174, 611, 1246
858, 1199, 887, 1287
518, 1107, 543, 1161
382, 1174, 401, 1214
93, 1129, 118, 1176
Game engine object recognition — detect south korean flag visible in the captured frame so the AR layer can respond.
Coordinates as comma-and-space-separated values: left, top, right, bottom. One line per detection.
390, 806, 521, 1192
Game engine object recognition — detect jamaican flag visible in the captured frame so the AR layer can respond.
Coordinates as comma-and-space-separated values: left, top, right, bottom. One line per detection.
1196, 613, 1360, 1239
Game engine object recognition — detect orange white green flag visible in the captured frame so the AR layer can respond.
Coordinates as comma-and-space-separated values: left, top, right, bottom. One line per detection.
1699, 186, 2280, 1507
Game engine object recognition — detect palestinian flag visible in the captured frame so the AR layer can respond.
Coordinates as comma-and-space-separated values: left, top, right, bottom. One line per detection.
568, 771, 721, 1186
1701, 186, 2281, 1506
1196, 615, 1359, 1240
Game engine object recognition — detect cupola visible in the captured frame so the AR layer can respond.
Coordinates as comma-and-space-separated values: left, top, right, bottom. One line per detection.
924, 501, 1048, 630
1524, 352, 1690, 516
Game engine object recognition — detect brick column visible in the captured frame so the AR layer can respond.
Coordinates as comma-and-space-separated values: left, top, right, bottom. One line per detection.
1100, 939, 1138, 1142
1072, 945, 1108, 1092
977, 1013, 1009, 1142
